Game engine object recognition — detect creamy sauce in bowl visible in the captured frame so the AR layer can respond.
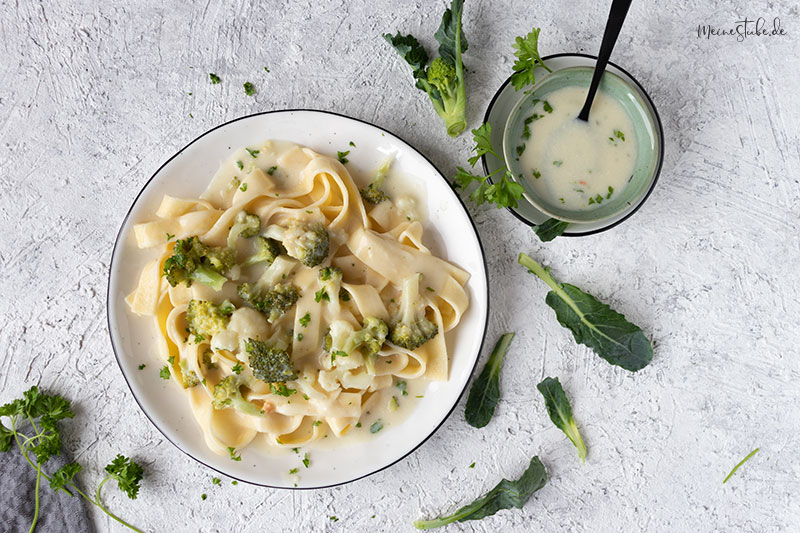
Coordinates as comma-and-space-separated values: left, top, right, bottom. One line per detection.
516, 86, 637, 212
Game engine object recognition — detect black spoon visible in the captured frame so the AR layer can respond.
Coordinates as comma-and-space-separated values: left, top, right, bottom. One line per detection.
577, 0, 633, 122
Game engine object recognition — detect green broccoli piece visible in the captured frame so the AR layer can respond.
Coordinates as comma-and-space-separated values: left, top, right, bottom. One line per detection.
244, 338, 297, 383
186, 299, 230, 338
360, 157, 393, 204
178, 359, 201, 388
243, 236, 286, 267
237, 282, 300, 323
163, 236, 234, 291
383, 0, 467, 137
227, 211, 261, 249
389, 274, 438, 350
212, 375, 264, 416
264, 221, 330, 267
323, 317, 389, 372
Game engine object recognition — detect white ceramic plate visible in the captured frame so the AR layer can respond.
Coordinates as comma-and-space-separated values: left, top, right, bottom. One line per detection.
107, 110, 489, 488
483, 53, 664, 236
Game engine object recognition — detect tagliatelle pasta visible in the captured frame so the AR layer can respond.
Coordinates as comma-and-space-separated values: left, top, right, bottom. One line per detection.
126, 140, 470, 456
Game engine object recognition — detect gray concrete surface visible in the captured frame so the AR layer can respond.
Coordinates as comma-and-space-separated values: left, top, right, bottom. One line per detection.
1, 1, 799, 531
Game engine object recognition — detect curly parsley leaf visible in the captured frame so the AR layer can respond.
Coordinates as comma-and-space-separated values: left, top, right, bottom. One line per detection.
104, 454, 145, 500
50, 462, 82, 492
510, 27, 551, 91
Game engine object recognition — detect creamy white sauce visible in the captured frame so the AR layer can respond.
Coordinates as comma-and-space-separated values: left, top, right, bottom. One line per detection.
517, 86, 637, 211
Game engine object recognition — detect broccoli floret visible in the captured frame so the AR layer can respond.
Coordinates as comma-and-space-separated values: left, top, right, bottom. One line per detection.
186, 299, 230, 338
360, 157, 393, 204
317, 266, 344, 314
178, 359, 201, 388
238, 282, 300, 323
389, 274, 438, 350
383, 1, 467, 137
163, 236, 234, 291
323, 317, 388, 372
244, 338, 297, 383
212, 375, 264, 416
227, 211, 261, 249
264, 221, 330, 267
243, 236, 286, 267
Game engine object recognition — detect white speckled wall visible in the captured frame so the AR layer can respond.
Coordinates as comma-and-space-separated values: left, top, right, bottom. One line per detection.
1, 1, 798, 531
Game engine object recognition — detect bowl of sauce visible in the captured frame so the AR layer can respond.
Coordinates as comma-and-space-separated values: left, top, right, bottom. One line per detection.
502, 66, 661, 224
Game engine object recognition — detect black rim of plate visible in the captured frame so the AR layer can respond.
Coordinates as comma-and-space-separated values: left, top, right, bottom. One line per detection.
482, 53, 665, 236
106, 109, 490, 490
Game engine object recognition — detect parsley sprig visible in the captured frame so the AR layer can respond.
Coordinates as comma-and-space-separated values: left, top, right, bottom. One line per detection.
510, 27, 551, 91
454, 123, 525, 209
0, 386, 145, 532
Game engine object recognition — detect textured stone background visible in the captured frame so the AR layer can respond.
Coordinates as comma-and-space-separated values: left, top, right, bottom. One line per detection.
1, 0, 799, 531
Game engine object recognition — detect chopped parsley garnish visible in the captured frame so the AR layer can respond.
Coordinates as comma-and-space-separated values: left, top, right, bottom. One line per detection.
330, 516, 339, 522
469, 462, 476, 468
531, 169, 541, 179
159, 366, 170, 379
243, 82, 256, 96
138, 363, 146, 370
245, 148, 259, 158
209, 73, 221, 84
232, 363, 243, 374
239, 182, 248, 192
193, 334, 204, 344
396, 381, 408, 396
336, 150, 350, 164
516, 144, 526, 157
211, 477, 221, 486
355, 422, 362, 428
236, 160, 244, 170
370, 420, 384, 433
302, 452, 310, 468
349, 141, 355, 147
299, 312, 311, 327
606, 186, 614, 199
231, 481, 238, 485
267, 165, 277, 175
614, 129, 625, 141
302, 393, 310, 400
167, 355, 175, 364
314, 288, 329, 303
339, 289, 351, 302
313, 420, 322, 427
166, 232, 175, 240
201, 493, 207, 500
264, 67, 270, 73
296, 333, 304, 341
543, 100, 553, 113
426, 286, 435, 292
552, 160, 562, 167
289, 468, 298, 474
227, 447, 242, 461
388, 396, 399, 412
270, 383, 297, 397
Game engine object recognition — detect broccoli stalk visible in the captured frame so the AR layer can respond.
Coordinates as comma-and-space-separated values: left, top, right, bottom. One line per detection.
383, 0, 468, 137
389, 274, 438, 351
227, 211, 261, 249
360, 157, 393, 204
242, 236, 285, 267
244, 338, 297, 383
317, 266, 343, 314
162, 236, 234, 291
263, 221, 330, 267
212, 375, 264, 417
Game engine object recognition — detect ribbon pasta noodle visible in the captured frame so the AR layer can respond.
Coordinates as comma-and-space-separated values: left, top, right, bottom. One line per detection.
126, 140, 470, 456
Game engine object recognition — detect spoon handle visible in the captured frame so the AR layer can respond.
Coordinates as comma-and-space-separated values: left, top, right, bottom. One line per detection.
577, 0, 633, 121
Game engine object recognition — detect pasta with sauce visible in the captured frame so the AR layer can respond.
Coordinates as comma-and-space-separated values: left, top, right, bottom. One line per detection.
126, 140, 470, 455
